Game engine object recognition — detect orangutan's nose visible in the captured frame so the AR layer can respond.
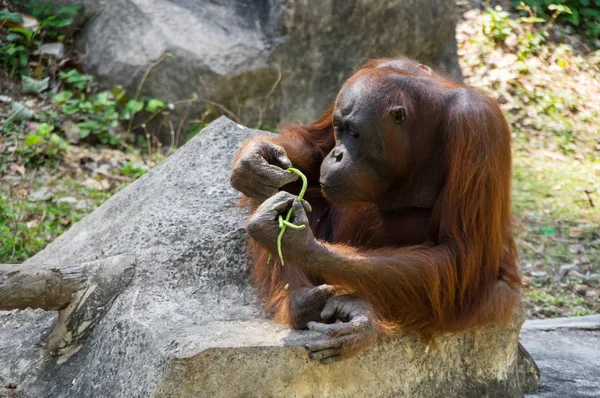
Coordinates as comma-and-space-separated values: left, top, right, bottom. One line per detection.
331, 149, 343, 163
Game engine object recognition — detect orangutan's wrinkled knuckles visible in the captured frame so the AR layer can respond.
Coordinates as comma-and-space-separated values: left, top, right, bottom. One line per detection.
291, 199, 310, 227
246, 192, 294, 240
289, 285, 336, 329
305, 326, 377, 365
230, 141, 299, 199
305, 294, 378, 364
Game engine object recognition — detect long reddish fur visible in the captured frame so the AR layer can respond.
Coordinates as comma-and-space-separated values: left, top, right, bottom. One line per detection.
237, 57, 521, 340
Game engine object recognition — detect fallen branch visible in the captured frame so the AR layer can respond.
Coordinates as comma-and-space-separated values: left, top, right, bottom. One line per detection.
0, 263, 86, 311
0, 254, 136, 357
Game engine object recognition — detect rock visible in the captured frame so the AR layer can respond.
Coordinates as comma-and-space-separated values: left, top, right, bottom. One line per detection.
0, 117, 528, 397
55, 196, 78, 205
61, 120, 81, 143
41, 0, 462, 133
522, 314, 600, 331
585, 274, 600, 288
517, 343, 541, 393
37, 42, 65, 60
569, 270, 588, 281
575, 284, 589, 296
521, 315, 600, 397
569, 244, 585, 254
81, 177, 109, 191
30, 186, 52, 201
553, 264, 576, 283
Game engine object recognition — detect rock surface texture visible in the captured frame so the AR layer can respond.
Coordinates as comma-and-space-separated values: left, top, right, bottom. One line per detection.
0, 118, 527, 397
522, 315, 600, 398
44, 0, 461, 129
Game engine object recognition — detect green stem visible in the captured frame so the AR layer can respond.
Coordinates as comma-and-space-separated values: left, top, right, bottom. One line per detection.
276, 167, 309, 265
281, 219, 306, 230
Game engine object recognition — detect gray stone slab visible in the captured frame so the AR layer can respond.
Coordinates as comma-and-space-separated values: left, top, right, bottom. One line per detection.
523, 315, 600, 332
521, 316, 600, 398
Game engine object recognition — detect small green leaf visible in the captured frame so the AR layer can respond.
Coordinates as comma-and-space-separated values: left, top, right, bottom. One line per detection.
50, 133, 64, 144
540, 228, 556, 235
19, 51, 28, 67
61, 102, 80, 115
24, 134, 42, 146
43, 17, 73, 28
520, 17, 545, 24
59, 70, 95, 89
37, 123, 55, 136
111, 85, 127, 102
10, 27, 34, 41
0, 11, 24, 23
57, 4, 83, 14
78, 120, 102, 131
126, 99, 144, 114
145, 98, 165, 113
548, 4, 572, 15
78, 101, 93, 111
80, 128, 91, 139
92, 91, 115, 107
52, 90, 73, 104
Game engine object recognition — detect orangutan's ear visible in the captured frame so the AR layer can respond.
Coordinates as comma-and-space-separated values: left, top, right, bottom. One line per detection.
390, 106, 407, 124
418, 63, 432, 74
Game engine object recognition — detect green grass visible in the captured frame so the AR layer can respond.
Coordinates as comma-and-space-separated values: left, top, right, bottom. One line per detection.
513, 155, 600, 224
512, 154, 600, 318
0, 179, 113, 263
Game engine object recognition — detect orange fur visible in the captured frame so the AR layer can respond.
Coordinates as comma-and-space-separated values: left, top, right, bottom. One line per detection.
235, 56, 521, 341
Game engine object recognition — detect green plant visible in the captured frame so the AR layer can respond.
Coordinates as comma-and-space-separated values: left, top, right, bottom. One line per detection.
274, 168, 308, 265
52, 72, 168, 147
0, 3, 81, 75
480, 5, 549, 59
59, 69, 96, 91
14, 0, 82, 38
481, 6, 515, 42
17, 123, 69, 166
54, 87, 122, 145
515, 1, 600, 45
514, 5, 549, 58
0, 12, 32, 73
0, 182, 110, 263
120, 161, 148, 179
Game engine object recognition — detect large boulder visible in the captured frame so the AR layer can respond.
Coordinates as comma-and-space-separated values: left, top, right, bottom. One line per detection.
43, 0, 461, 129
0, 118, 526, 397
